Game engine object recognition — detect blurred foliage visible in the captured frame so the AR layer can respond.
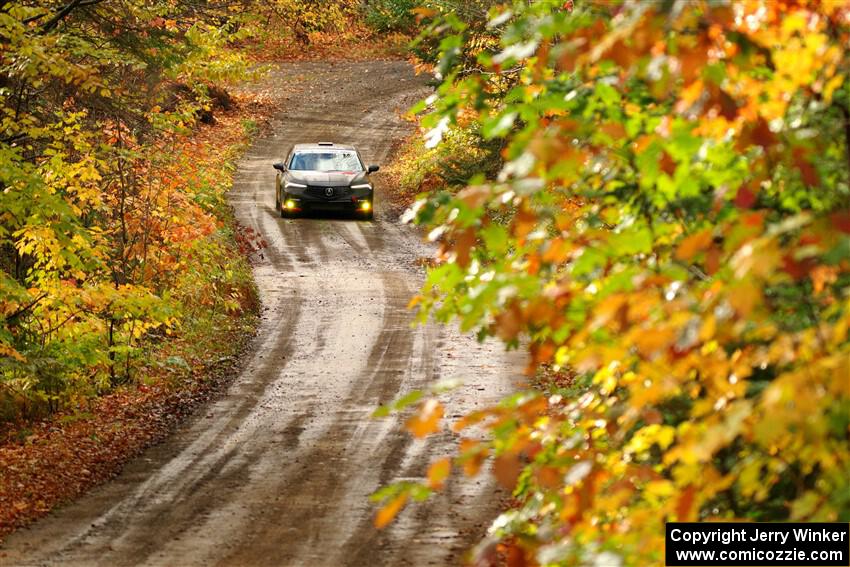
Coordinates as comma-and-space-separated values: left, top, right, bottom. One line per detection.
0, 0, 260, 419
271, 0, 359, 40
389, 121, 504, 200
376, 1, 850, 565
363, 0, 418, 33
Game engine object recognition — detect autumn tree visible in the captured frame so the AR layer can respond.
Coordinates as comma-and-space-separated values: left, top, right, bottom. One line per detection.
378, 1, 850, 564
0, 0, 256, 416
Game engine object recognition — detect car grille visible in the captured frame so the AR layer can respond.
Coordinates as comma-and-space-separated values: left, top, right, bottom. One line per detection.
305, 186, 351, 200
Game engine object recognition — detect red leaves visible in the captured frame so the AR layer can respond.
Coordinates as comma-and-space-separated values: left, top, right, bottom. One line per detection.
830, 210, 850, 234
738, 117, 778, 151
783, 254, 816, 281
793, 148, 819, 187
676, 485, 697, 521
734, 185, 758, 209
659, 151, 676, 176
716, 89, 738, 120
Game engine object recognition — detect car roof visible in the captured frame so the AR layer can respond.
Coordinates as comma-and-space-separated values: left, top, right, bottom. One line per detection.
292, 143, 357, 152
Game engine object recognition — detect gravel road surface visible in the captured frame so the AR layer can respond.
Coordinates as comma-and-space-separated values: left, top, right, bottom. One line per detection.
0, 60, 522, 567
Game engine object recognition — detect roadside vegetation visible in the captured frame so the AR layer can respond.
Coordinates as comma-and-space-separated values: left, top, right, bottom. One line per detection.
377, 1, 850, 565
0, 0, 407, 536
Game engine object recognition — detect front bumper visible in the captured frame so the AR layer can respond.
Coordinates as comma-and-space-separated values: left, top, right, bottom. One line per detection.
283, 186, 373, 213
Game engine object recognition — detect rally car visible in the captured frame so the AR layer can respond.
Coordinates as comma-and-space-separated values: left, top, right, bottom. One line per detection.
273, 142, 378, 220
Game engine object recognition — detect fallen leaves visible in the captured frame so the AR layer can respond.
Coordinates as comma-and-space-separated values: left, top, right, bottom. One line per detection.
0, 329, 250, 540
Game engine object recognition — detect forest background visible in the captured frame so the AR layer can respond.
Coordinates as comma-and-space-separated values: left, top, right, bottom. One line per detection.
2, 1, 849, 566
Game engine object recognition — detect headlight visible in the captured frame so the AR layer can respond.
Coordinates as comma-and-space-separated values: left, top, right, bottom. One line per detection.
350, 183, 372, 190
285, 181, 307, 188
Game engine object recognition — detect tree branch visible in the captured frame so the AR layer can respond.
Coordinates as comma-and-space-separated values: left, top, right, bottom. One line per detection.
38, 0, 105, 34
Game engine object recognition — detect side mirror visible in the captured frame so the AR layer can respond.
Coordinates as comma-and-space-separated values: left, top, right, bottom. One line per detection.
367, 164, 380, 173
273, 162, 286, 172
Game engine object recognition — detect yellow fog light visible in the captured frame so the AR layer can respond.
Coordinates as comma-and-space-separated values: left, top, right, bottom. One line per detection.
285, 199, 297, 209
360, 201, 371, 211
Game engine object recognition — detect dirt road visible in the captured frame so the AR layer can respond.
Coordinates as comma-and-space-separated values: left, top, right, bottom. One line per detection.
0, 60, 522, 567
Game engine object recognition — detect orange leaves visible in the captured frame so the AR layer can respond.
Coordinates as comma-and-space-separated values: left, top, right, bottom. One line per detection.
426, 457, 452, 490
511, 203, 537, 242
676, 47, 709, 84
494, 453, 522, 489
453, 228, 477, 268
494, 302, 524, 342
599, 121, 626, 141
405, 399, 444, 438
459, 438, 489, 477
675, 229, 713, 261
374, 493, 408, 529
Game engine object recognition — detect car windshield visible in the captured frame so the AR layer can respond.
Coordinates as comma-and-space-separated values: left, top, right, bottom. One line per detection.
288, 150, 363, 172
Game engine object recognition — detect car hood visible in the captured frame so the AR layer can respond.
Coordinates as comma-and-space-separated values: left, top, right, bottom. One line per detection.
287, 171, 370, 187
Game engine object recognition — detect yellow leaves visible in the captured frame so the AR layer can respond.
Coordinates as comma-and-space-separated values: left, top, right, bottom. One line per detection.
405, 398, 443, 438
727, 280, 761, 317
411, 7, 438, 21
644, 479, 674, 499
593, 365, 619, 395
625, 424, 676, 458
374, 492, 407, 529
822, 74, 844, 102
